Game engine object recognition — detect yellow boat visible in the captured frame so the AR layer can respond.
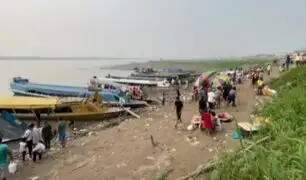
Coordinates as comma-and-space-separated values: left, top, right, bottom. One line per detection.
0, 93, 127, 121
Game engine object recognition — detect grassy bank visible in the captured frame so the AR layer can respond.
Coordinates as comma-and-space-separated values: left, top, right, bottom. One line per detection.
151, 59, 271, 71
210, 67, 306, 180
110, 58, 272, 71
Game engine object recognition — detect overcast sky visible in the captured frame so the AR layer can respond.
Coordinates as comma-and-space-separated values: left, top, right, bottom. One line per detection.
0, 0, 305, 58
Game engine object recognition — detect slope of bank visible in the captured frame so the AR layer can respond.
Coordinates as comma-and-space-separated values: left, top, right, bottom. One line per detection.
210, 67, 306, 180
107, 59, 272, 71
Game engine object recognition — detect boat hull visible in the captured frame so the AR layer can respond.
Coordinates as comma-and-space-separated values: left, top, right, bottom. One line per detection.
13, 91, 148, 109
14, 108, 127, 121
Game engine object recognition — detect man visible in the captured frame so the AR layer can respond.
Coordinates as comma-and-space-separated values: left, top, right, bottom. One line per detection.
24, 123, 34, 158
0, 137, 12, 180
266, 64, 271, 76
58, 118, 67, 148
207, 89, 216, 110
174, 96, 183, 128
198, 96, 207, 115
41, 121, 52, 150
286, 54, 291, 70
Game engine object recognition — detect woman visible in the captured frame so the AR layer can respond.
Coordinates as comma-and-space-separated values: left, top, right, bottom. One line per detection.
58, 118, 67, 148
200, 110, 214, 135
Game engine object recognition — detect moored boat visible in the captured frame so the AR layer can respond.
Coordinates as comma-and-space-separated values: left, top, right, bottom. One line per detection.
99, 77, 170, 88
10, 77, 123, 100
0, 94, 127, 122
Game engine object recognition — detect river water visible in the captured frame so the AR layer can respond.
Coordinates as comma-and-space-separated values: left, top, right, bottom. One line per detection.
0, 59, 146, 95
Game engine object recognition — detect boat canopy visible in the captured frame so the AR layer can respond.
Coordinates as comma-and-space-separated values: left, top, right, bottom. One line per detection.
0, 96, 62, 109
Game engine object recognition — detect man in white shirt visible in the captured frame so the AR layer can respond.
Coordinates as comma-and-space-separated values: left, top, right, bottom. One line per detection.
23, 124, 34, 158
32, 124, 42, 146
266, 64, 271, 75
207, 89, 216, 110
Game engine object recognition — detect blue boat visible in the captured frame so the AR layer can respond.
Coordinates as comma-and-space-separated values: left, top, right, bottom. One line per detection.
0, 111, 25, 143
10, 77, 148, 109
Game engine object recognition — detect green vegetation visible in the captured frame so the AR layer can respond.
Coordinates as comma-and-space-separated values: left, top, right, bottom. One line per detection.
152, 59, 271, 71
210, 67, 306, 180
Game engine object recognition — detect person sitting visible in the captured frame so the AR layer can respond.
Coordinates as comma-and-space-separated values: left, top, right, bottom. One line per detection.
210, 111, 222, 132
200, 110, 214, 135
32, 140, 46, 162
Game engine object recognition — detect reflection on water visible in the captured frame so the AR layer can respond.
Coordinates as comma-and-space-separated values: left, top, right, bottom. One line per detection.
0, 60, 143, 95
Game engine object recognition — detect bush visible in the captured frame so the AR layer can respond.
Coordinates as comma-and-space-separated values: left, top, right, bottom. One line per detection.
210, 67, 306, 180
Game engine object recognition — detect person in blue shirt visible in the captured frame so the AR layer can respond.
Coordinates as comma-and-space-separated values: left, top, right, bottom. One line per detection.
0, 137, 12, 180
58, 118, 67, 148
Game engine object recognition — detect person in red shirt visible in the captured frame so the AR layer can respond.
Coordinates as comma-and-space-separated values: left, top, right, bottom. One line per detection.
201, 110, 214, 135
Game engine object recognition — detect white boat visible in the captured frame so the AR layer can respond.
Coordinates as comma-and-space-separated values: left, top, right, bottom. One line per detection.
97, 77, 170, 88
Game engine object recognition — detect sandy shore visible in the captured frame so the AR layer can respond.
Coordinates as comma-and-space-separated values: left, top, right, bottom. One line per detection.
7, 67, 280, 180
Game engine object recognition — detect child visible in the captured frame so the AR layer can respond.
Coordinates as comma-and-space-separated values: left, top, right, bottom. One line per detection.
210, 111, 222, 132
19, 138, 27, 162
32, 140, 46, 162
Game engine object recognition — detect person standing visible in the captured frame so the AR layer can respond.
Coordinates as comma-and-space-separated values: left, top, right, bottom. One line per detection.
41, 121, 52, 150
161, 92, 166, 106
174, 96, 183, 128
207, 89, 216, 110
24, 123, 34, 158
32, 123, 42, 147
0, 137, 12, 180
58, 118, 67, 148
198, 96, 207, 115
266, 64, 271, 76
286, 54, 291, 70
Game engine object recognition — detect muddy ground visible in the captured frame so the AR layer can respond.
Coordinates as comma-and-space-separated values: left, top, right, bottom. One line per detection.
9, 69, 279, 180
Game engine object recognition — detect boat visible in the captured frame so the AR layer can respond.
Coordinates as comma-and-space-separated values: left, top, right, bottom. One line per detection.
0, 93, 127, 122
10, 77, 149, 109
106, 75, 164, 81
10, 77, 124, 101
99, 77, 170, 88
0, 112, 25, 143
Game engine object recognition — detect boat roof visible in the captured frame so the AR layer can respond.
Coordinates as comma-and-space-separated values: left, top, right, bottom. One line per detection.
0, 96, 62, 109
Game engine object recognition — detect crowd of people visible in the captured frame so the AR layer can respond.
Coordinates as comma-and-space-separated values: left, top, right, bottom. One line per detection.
172, 65, 273, 135
0, 117, 69, 179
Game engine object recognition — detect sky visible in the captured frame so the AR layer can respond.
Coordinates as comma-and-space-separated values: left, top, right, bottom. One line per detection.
0, 0, 305, 58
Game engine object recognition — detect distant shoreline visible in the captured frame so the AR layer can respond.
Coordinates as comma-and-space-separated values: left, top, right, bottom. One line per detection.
0, 57, 148, 60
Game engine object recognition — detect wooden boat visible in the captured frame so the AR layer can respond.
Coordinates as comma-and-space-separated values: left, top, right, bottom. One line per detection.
0, 93, 127, 122
10, 77, 123, 100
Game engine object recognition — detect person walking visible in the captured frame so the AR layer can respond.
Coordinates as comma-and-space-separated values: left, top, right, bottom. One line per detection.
174, 96, 183, 128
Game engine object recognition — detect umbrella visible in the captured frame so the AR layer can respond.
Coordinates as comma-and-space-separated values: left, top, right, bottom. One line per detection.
217, 75, 230, 83
211, 78, 224, 88
199, 73, 209, 81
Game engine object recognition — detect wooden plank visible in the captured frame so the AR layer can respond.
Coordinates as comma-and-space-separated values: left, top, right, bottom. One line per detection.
123, 107, 140, 119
